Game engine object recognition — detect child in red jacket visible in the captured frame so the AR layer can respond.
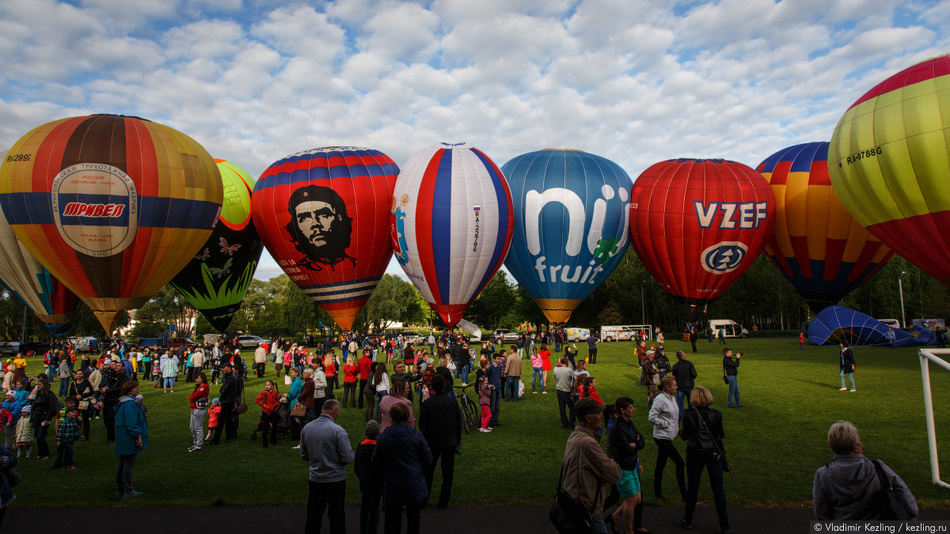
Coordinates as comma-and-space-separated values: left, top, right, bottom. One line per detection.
205, 398, 221, 441
255, 381, 280, 447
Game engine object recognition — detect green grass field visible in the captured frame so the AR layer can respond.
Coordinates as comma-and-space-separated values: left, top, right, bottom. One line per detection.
9, 337, 950, 509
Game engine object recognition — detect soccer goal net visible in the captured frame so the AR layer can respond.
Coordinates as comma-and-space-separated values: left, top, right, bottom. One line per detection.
918, 348, 950, 489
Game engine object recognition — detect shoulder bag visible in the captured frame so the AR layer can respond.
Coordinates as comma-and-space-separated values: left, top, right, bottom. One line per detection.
693, 407, 734, 481
549, 464, 595, 534
873, 459, 913, 520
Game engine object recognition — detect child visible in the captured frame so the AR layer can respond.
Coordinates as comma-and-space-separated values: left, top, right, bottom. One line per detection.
205, 398, 221, 441
14, 405, 33, 458
54, 406, 81, 470
255, 381, 280, 447
355, 420, 381, 534
477, 376, 493, 433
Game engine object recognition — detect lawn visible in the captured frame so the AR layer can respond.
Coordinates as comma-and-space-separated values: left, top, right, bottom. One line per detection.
8, 337, 950, 509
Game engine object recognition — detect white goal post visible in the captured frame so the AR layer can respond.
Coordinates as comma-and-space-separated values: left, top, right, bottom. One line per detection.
918, 348, 950, 489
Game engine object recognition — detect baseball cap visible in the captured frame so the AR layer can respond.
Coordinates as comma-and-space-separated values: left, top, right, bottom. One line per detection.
574, 398, 605, 418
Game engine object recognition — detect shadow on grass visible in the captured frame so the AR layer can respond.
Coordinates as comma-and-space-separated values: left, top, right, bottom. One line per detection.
788, 376, 841, 390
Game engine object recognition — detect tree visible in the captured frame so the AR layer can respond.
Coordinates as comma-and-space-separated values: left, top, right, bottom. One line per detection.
363, 274, 423, 332
467, 271, 517, 331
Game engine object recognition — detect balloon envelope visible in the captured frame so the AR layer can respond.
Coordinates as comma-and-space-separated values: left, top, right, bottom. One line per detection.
391, 143, 513, 328
630, 158, 775, 321
757, 142, 894, 313
0, 115, 223, 333
828, 55, 950, 286
171, 159, 263, 332
502, 149, 632, 323
252, 147, 398, 331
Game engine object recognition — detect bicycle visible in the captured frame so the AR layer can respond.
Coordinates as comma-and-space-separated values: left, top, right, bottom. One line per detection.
454, 383, 479, 434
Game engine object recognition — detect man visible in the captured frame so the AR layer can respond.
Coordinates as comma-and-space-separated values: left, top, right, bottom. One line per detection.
723, 348, 742, 408
671, 350, 697, 420
885, 327, 897, 348
689, 323, 698, 353
487, 353, 502, 426
300, 399, 353, 534
454, 342, 471, 384
504, 345, 522, 402
254, 343, 267, 378
285, 184, 355, 270
586, 333, 600, 364
210, 362, 241, 444
561, 398, 621, 533
357, 349, 373, 410
419, 375, 461, 509
100, 359, 128, 443
554, 356, 576, 429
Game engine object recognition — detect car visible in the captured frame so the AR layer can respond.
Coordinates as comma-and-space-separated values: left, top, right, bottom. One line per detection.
0, 341, 20, 355
492, 329, 520, 343
236, 335, 271, 349
167, 337, 199, 349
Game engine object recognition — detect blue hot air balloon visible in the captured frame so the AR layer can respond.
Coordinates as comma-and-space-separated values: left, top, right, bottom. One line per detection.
502, 149, 632, 323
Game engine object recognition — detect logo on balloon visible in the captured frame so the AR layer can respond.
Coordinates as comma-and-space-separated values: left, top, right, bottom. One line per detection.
50, 163, 138, 257
701, 242, 748, 274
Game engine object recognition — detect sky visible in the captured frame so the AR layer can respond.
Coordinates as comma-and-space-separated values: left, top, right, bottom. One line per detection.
0, 0, 946, 283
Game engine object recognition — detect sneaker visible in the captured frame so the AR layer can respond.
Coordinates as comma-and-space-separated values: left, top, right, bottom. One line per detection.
487, 427, 494, 430
542, 391, 547, 394
478, 428, 491, 433
292, 445, 301, 450
124, 491, 144, 498
677, 517, 692, 529
839, 387, 848, 391
533, 391, 538, 394
850, 389, 856, 392
64, 465, 77, 471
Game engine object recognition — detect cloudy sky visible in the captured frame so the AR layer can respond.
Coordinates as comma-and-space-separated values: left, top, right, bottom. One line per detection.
1, 0, 946, 282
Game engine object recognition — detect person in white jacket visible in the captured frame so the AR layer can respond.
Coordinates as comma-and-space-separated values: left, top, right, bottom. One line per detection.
648, 376, 686, 501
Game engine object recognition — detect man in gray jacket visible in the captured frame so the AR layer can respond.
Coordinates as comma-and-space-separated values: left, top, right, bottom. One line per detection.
300, 399, 353, 534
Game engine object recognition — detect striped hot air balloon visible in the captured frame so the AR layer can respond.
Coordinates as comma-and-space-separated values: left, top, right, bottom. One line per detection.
252, 147, 398, 331
171, 159, 263, 332
828, 54, 950, 286
0, 115, 223, 333
757, 142, 894, 313
391, 143, 513, 328
502, 149, 632, 324
630, 158, 775, 321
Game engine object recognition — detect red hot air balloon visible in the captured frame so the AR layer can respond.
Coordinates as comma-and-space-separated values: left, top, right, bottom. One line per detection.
630, 158, 776, 320
252, 147, 398, 331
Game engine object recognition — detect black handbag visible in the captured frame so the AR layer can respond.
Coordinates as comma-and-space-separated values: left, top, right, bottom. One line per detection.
873, 460, 914, 520
549, 465, 595, 534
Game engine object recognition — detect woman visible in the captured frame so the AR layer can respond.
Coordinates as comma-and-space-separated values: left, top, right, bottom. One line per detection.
839, 341, 856, 392
403, 342, 415, 373
0, 443, 16, 529
115, 381, 148, 498
363, 362, 378, 423
313, 361, 328, 414
538, 343, 552, 391
68, 369, 95, 440
606, 396, 649, 534
530, 347, 544, 394
323, 353, 338, 392
648, 376, 686, 501
161, 352, 178, 393
371, 363, 389, 422
378, 378, 415, 432
30, 379, 58, 460
287, 367, 304, 441
300, 368, 317, 423
813, 420, 917, 520
187, 372, 210, 452
642, 352, 660, 408
678, 386, 731, 533
342, 355, 359, 409
372, 402, 432, 534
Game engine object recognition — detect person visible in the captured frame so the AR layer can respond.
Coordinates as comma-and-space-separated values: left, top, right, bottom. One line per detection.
554, 356, 576, 429
678, 386, 731, 533
373, 402, 432, 534
205, 398, 221, 442
538, 343, 552, 392
30, 378, 58, 460
161, 351, 178, 393
419, 375, 461, 508
313, 361, 329, 414
813, 420, 918, 520
379, 378, 415, 432
718, 328, 726, 345
648, 376, 686, 501
654, 345, 671, 380
286, 367, 306, 441
285, 184, 356, 270
722, 348, 742, 408
358, 349, 373, 410
885, 326, 896, 348
689, 324, 698, 353
355, 420, 381, 534
486, 353, 503, 426
477, 375, 492, 433
342, 355, 359, 408
53, 406, 81, 470
799, 331, 806, 350
0, 442, 15, 528
671, 350, 697, 420
300, 399, 353, 534
642, 351, 659, 408
586, 333, 600, 364
13, 406, 32, 458
68, 369, 94, 441
562, 398, 621, 533
839, 341, 856, 392
606, 396, 648, 534
188, 372, 209, 452
1, 392, 19, 449
115, 381, 148, 498
503, 346, 522, 401
100, 359, 128, 443
371, 363, 390, 422
209, 362, 241, 445
530, 347, 544, 394
255, 380, 281, 448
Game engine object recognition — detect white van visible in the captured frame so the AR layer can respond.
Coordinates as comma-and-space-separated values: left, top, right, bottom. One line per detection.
600, 325, 650, 342
708, 319, 743, 338
564, 327, 591, 342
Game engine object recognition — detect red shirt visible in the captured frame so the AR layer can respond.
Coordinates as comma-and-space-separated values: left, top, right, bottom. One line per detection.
343, 364, 359, 383
358, 356, 372, 380
256, 389, 280, 414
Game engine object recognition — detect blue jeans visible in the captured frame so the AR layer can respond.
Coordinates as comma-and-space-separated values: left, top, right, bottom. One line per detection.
375, 391, 387, 421
505, 377, 519, 401
725, 375, 741, 407
58, 378, 69, 397
840, 370, 855, 390
460, 365, 470, 385
489, 387, 501, 425
684, 449, 730, 531
677, 387, 693, 420
532, 367, 543, 392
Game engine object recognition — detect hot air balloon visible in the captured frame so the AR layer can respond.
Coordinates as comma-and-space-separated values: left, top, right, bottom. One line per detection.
170, 159, 263, 332
501, 149, 632, 323
630, 158, 776, 321
828, 54, 950, 286
0, 115, 223, 333
391, 143, 513, 328
252, 147, 398, 331
757, 142, 895, 313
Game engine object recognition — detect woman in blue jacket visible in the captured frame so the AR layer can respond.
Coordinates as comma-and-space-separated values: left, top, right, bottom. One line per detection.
115, 381, 148, 498
373, 402, 431, 534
